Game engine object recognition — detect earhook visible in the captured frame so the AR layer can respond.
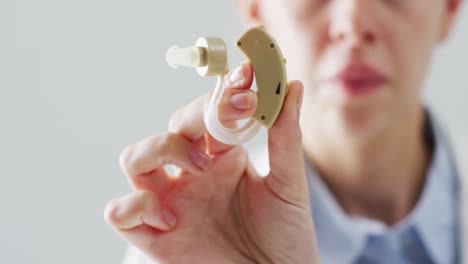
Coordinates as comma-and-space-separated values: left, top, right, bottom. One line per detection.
203, 75, 262, 145
165, 26, 288, 145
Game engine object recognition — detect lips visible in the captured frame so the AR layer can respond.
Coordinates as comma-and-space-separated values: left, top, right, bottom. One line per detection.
331, 63, 386, 96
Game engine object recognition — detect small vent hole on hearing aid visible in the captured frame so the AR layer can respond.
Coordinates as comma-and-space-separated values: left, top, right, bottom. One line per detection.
270, 43, 275, 48
261, 115, 266, 120
237, 41, 242, 46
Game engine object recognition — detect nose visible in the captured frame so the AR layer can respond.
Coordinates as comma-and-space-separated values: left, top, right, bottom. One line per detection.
329, 0, 377, 45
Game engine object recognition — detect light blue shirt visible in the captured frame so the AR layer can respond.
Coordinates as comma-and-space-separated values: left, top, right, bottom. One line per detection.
305, 112, 460, 264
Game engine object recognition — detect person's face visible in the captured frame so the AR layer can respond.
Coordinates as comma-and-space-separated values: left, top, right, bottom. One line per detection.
237, 0, 462, 141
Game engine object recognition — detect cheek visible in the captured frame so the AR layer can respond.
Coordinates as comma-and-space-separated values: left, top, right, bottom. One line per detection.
281, 21, 329, 91
286, 31, 325, 83
383, 10, 439, 101
259, 0, 332, 89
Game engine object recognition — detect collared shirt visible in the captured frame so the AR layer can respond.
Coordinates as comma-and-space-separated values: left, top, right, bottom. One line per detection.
306, 112, 460, 263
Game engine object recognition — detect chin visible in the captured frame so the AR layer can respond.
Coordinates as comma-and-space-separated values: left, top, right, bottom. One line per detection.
316, 89, 393, 144
333, 106, 391, 144
302, 78, 401, 144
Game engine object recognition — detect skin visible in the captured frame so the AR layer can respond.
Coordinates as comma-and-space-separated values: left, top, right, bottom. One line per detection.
247, 0, 462, 224
105, 0, 463, 262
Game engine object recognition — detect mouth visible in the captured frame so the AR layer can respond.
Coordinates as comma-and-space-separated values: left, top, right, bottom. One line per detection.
329, 63, 386, 96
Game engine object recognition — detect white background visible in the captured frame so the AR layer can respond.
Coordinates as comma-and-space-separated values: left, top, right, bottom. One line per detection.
0, 1, 466, 263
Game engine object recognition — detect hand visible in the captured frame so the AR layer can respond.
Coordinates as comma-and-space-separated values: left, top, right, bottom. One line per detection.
104, 63, 319, 263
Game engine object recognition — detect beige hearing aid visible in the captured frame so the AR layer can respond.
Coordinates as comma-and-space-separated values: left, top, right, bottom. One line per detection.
166, 26, 287, 145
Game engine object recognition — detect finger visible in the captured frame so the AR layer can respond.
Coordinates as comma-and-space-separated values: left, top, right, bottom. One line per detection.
104, 190, 176, 231
265, 81, 309, 207
168, 95, 207, 140
119, 133, 211, 187
168, 63, 254, 154
217, 88, 257, 123
218, 62, 256, 124
168, 63, 254, 139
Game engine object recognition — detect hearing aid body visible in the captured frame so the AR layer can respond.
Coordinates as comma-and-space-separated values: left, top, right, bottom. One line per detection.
166, 26, 287, 145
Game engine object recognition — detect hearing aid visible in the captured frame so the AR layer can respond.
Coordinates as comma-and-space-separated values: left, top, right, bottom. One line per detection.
166, 26, 288, 145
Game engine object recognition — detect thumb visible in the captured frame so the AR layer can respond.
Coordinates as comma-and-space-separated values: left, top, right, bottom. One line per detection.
265, 81, 309, 206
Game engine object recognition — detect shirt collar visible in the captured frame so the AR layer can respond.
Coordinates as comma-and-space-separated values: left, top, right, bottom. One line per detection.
305, 111, 459, 264
406, 111, 459, 264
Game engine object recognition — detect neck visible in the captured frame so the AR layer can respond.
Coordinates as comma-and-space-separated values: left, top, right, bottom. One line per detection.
301, 106, 432, 226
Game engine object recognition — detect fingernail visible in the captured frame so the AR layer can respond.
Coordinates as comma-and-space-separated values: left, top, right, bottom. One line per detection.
104, 200, 119, 222
296, 83, 304, 117
162, 208, 177, 228
229, 65, 245, 86
231, 93, 251, 110
190, 149, 211, 170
